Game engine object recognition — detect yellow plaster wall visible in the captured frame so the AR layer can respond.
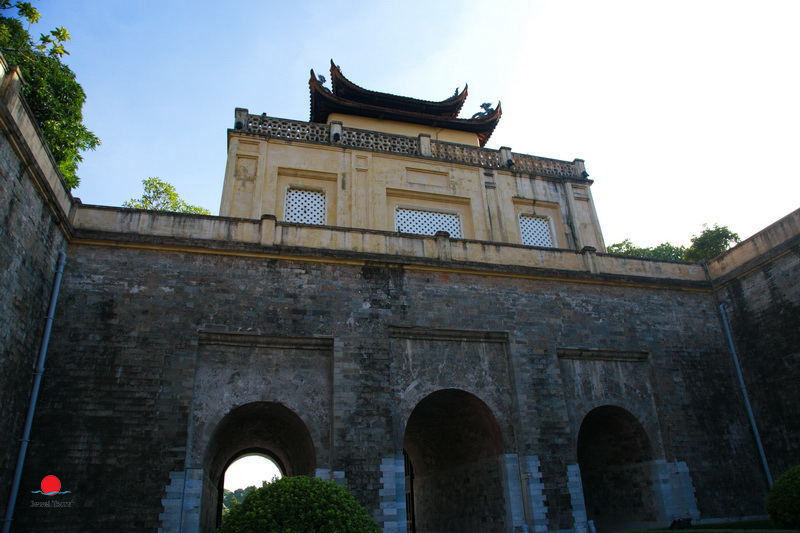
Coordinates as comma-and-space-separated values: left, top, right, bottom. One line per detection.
327, 113, 480, 146
220, 132, 604, 250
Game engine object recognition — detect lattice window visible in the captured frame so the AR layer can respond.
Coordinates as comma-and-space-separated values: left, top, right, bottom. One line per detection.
284, 188, 325, 225
395, 208, 462, 238
519, 214, 553, 247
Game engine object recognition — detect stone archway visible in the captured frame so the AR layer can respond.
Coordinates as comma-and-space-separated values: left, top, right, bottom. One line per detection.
577, 405, 656, 533
403, 389, 506, 533
201, 402, 316, 532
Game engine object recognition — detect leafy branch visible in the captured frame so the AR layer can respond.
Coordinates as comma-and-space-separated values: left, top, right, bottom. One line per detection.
0, 1, 70, 57
123, 178, 211, 215
0, 2, 99, 188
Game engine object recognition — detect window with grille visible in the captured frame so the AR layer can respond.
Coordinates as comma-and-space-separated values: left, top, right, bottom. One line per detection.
395, 207, 462, 238
519, 214, 553, 247
284, 188, 325, 225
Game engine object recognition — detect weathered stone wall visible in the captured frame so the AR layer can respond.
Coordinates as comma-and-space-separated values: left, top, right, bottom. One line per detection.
412, 455, 506, 533
0, 66, 69, 513
710, 209, 800, 480
11, 237, 769, 532
0, 128, 67, 516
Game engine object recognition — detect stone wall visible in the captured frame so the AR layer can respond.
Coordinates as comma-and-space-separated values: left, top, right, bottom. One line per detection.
0, 60, 70, 514
9, 236, 768, 531
709, 209, 800, 480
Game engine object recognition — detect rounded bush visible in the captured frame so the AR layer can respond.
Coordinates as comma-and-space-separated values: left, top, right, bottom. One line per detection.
766, 464, 800, 529
217, 475, 379, 533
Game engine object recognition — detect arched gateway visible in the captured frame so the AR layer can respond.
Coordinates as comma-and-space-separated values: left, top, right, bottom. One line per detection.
403, 389, 506, 532
201, 402, 316, 531
577, 406, 656, 532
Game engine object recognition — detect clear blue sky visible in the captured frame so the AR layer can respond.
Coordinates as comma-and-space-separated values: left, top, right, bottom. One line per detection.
34, 0, 800, 247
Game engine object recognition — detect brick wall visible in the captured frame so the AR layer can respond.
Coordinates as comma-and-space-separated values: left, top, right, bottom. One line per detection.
0, 115, 68, 513
9, 241, 769, 531
711, 212, 800, 480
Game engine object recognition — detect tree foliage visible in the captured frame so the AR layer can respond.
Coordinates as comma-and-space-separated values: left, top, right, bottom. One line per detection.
123, 177, 211, 215
217, 476, 379, 533
766, 464, 800, 529
606, 239, 686, 261
0, 2, 100, 188
683, 224, 740, 262
222, 486, 257, 515
607, 224, 740, 262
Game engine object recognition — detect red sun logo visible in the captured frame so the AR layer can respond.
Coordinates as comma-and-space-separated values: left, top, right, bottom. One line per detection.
41, 475, 61, 495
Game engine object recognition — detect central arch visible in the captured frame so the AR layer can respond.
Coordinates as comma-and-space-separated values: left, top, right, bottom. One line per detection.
577, 405, 656, 533
201, 402, 316, 532
403, 389, 506, 532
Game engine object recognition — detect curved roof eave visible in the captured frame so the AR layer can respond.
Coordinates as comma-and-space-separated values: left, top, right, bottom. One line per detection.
309, 77, 501, 146
329, 60, 468, 119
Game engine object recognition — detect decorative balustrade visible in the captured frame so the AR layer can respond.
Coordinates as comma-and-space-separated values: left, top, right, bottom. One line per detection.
341, 128, 420, 155
246, 115, 329, 143
430, 141, 500, 167
242, 114, 580, 179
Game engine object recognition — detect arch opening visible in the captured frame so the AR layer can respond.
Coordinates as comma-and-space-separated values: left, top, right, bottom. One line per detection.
223, 451, 284, 489
221, 452, 283, 514
201, 402, 316, 532
577, 405, 656, 533
403, 389, 506, 533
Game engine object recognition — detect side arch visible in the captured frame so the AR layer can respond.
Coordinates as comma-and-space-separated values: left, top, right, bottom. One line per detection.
397, 380, 515, 452
570, 396, 665, 461
403, 388, 507, 532
577, 405, 656, 532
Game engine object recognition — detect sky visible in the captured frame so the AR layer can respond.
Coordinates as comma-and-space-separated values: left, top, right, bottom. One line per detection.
32, 0, 800, 248
224, 455, 281, 492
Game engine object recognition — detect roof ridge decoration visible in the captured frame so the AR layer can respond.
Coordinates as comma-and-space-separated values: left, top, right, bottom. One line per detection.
309, 61, 501, 147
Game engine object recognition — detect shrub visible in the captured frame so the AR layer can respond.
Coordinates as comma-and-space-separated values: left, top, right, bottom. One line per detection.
766, 464, 800, 529
217, 475, 379, 533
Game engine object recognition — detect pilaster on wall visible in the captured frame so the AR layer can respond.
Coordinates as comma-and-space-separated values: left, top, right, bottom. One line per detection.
651, 460, 700, 523
159, 468, 203, 533
501, 454, 527, 530
522, 455, 550, 533
378, 455, 407, 533
566, 463, 588, 533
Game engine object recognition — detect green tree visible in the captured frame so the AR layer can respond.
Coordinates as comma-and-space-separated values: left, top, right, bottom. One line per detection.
222, 486, 257, 514
606, 238, 686, 261
218, 476, 379, 533
123, 177, 211, 215
608, 224, 739, 262
766, 464, 800, 529
0, 2, 100, 188
683, 223, 740, 261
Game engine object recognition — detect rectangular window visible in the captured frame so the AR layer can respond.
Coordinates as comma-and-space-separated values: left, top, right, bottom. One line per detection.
395, 207, 462, 238
519, 214, 553, 247
284, 188, 325, 225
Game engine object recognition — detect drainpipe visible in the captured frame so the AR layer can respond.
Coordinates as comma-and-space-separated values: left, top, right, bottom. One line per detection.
718, 302, 773, 488
2, 250, 66, 533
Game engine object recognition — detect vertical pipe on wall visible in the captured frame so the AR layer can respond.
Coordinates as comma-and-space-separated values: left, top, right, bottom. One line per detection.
718, 302, 773, 488
2, 251, 66, 533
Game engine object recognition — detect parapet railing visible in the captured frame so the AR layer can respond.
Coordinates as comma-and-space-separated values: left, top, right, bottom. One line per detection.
235, 111, 586, 180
